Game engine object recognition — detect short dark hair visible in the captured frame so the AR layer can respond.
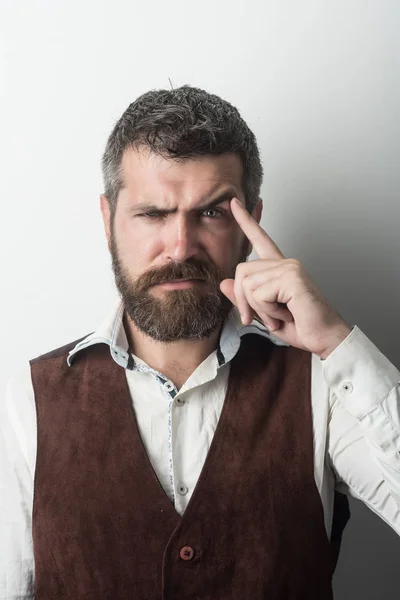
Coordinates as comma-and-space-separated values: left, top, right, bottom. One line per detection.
101, 85, 263, 215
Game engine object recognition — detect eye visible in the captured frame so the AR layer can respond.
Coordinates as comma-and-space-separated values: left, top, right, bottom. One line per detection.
202, 208, 224, 219
140, 211, 165, 219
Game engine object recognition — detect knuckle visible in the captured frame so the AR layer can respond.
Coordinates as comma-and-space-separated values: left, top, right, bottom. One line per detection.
252, 287, 267, 305
286, 258, 301, 270
285, 259, 304, 281
242, 273, 256, 292
252, 286, 261, 302
235, 262, 246, 277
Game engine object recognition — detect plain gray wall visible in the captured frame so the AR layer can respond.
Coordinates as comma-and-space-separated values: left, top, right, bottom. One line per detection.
1, 1, 399, 597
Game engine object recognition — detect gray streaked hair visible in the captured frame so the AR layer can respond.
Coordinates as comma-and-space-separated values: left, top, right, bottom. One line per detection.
101, 85, 263, 215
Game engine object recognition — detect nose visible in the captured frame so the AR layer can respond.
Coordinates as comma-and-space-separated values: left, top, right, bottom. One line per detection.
165, 214, 200, 262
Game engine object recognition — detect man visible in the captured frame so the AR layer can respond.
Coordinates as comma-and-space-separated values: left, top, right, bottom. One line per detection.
1, 85, 399, 599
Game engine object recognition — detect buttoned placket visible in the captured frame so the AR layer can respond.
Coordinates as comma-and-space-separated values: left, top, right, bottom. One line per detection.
158, 380, 191, 512
158, 376, 179, 505
127, 345, 230, 513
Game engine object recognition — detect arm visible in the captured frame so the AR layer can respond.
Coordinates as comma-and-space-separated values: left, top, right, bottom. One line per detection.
0, 367, 36, 599
324, 327, 400, 532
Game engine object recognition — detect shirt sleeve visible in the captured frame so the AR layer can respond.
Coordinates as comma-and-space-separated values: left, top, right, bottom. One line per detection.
323, 326, 400, 534
0, 366, 36, 599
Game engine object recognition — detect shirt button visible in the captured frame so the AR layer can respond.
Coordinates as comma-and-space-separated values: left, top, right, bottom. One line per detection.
342, 381, 353, 393
176, 397, 186, 406
177, 483, 188, 496
180, 546, 195, 561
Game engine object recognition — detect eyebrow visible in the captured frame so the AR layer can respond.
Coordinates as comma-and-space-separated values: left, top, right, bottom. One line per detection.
127, 190, 237, 216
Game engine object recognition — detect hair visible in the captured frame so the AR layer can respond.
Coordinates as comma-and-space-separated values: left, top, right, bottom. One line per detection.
101, 85, 263, 216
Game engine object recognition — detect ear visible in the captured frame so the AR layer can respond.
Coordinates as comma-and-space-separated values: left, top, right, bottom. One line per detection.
100, 194, 112, 251
246, 199, 263, 256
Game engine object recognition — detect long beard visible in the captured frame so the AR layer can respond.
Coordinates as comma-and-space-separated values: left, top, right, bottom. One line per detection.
110, 233, 241, 342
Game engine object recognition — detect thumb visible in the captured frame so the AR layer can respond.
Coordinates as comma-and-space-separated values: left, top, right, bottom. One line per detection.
219, 278, 237, 307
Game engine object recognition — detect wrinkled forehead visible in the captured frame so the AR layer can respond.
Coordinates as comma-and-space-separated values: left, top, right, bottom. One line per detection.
119, 146, 244, 206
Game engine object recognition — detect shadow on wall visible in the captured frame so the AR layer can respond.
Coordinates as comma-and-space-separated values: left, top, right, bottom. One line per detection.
264, 177, 400, 599
262, 176, 400, 367
333, 499, 400, 600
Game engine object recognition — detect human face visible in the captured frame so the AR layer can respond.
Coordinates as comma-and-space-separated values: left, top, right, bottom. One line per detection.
101, 147, 255, 342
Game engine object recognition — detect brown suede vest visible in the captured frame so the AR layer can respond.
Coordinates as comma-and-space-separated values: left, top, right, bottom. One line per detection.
30, 333, 333, 599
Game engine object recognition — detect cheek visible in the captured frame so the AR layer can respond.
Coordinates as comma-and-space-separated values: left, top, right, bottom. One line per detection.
208, 230, 245, 268
114, 220, 164, 270
224, 227, 247, 256
117, 215, 143, 241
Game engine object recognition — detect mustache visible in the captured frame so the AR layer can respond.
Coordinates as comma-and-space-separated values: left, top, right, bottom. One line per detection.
135, 259, 223, 292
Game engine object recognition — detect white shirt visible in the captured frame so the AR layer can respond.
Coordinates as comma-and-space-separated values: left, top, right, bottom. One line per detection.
1, 299, 400, 599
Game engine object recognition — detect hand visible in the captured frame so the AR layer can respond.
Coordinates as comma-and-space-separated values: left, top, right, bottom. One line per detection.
219, 198, 352, 359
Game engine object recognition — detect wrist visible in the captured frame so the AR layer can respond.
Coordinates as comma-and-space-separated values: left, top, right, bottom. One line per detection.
318, 323, 353, 360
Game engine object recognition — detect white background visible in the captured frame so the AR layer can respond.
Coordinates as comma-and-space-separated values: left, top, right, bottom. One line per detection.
1, 1, 400, 597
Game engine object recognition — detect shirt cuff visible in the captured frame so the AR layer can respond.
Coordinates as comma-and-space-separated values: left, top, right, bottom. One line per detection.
322, 325, 400, 418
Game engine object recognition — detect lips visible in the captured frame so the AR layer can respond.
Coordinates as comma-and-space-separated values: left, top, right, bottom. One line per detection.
169, 278, 203, 283
159, 278, 204, 284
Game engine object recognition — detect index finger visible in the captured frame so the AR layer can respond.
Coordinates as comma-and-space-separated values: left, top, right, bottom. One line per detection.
230, 198, 285, 259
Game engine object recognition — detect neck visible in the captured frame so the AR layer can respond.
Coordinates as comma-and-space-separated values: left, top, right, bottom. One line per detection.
123, 314, 223, 389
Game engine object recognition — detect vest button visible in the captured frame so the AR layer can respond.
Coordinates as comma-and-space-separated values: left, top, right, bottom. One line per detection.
179, 545, 195, 561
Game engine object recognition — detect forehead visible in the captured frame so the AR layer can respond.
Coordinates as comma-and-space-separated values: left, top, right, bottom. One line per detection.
120, 147, 244, 205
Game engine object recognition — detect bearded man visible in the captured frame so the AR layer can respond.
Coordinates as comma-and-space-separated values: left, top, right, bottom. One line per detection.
1, 85, 399, 599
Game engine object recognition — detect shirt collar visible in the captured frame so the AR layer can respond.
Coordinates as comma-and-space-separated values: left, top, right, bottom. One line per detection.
67, 298, 288, 369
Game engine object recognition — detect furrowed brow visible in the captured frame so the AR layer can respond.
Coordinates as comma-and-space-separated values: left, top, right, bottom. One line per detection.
195, 191, 236, 212
128, 190, 237, 215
